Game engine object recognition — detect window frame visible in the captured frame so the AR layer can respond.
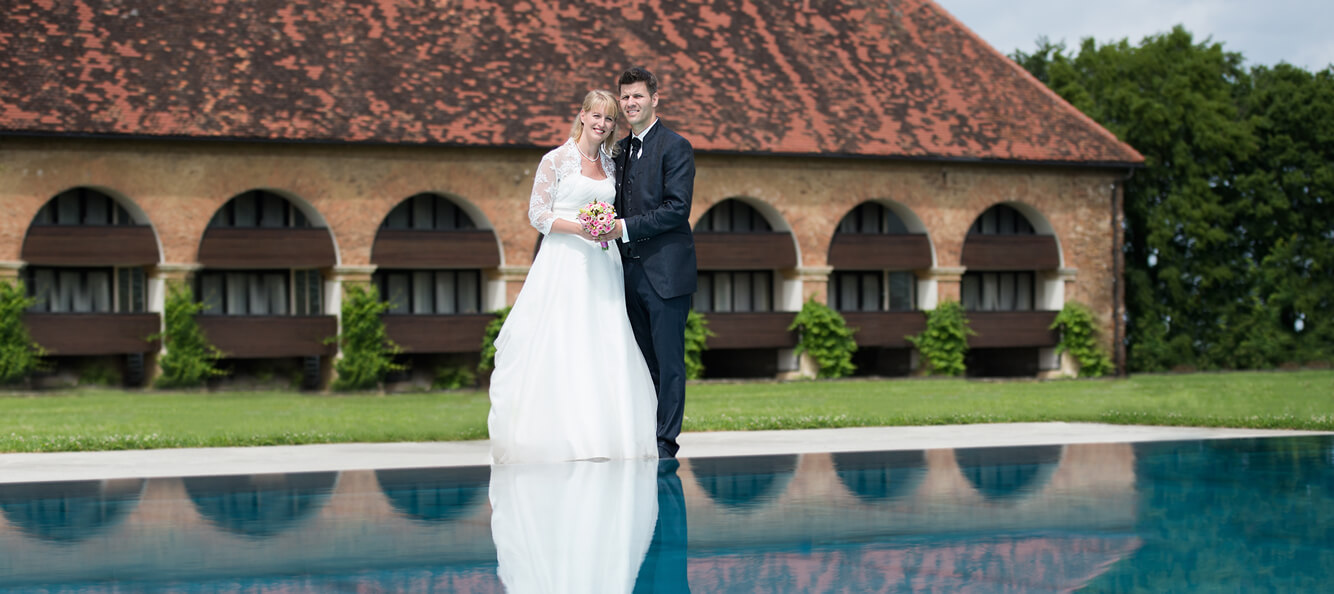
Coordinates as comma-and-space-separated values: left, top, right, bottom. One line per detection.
374, 269, 484, 315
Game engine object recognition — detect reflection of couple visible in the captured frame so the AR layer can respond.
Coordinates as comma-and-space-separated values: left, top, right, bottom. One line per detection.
489, 459, 691, 594
489, 67, 697, 463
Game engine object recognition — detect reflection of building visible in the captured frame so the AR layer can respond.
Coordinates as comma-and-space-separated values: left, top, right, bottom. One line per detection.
0, 0, 1141, 383
0, 444, 1138, 590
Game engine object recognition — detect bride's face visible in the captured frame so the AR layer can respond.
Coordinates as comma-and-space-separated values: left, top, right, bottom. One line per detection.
580, 107, 615, 143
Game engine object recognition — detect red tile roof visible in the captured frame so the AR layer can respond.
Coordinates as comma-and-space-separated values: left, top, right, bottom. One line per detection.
0, 0, 1142, 165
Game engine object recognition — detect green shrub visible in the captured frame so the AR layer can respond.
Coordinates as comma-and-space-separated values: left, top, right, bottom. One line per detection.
908, 300, 973, 376
332, 284, 403, 391
788, 298, 858, 378
0, 280, 46, 384
685, 309, 714, 380
155, 282, 226, 388
1051, 300, 1116, 377
477, 305, 512, 375
433, 365, 477, 390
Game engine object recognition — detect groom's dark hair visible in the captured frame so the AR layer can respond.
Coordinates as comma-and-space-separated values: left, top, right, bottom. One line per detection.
618, 66, 659, 96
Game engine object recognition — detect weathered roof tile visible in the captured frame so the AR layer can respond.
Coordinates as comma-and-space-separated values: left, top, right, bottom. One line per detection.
0, 0, 1142, 164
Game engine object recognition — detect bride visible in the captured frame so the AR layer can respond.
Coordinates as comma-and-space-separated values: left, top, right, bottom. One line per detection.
487, 90, 658, 464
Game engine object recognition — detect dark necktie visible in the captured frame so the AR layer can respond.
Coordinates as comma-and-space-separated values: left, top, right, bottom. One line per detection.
628, 137, 642, 169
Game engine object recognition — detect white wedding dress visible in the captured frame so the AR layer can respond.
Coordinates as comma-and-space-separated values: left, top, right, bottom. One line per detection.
489, 458, 658, 593
488, 139, 658, 464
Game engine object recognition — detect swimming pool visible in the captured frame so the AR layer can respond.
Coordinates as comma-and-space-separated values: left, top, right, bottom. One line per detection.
0, 435, 1330, 591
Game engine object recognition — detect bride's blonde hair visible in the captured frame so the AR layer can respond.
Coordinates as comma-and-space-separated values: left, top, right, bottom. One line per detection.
569, 89, 621, 157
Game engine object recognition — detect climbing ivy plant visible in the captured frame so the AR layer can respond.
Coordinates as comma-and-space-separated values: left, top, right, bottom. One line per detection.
684, 309, 714, 380
1051, 300, 1116, 377
907, 300, 973, 376
0, 280, 46, 384
155, 281, 227, 388
477, 305, 513, 376
788, 298, 858, 379
333, 283, 404, 391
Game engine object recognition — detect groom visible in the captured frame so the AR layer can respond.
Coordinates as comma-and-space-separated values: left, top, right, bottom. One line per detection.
600, 66, 697, 459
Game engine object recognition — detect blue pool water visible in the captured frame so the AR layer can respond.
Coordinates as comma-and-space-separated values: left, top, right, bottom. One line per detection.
0, 435, 1331, 592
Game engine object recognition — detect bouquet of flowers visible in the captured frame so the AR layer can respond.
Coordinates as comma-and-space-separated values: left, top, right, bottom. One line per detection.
578, 201, 617, 251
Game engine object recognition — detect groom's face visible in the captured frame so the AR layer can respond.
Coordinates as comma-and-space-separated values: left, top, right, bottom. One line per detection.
619, 82, 658, 132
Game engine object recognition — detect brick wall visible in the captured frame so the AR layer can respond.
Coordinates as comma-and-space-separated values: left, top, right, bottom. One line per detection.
0, 137, 1124, 354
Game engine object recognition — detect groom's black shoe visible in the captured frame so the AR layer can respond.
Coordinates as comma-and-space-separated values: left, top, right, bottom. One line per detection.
658, 447, 674, 459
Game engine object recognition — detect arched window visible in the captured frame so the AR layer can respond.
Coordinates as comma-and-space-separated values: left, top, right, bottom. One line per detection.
208, 190, 311, 228
962, 205, 1041, 311
829, 202, 918, 312
198, 190, 328, 316
24, 188, 151, 314
33, 187, 135, 226
969, 204, 1035, 235
837, 202, 910, 235
695, 199, 772, 232
381, 193, 477, 231
694, 200, 776, 313
373, 194, 484, 315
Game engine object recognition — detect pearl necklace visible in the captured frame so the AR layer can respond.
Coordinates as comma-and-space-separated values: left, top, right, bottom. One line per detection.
576, 144, 600, 163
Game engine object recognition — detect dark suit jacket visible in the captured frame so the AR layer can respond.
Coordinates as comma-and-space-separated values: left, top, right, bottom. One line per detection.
615, 120, 698, 300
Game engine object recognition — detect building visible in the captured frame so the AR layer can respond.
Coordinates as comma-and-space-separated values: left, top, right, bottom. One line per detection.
0, 0, 1142, 387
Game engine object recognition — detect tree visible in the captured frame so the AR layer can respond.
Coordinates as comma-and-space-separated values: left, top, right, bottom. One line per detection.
1011, 27, 1319, 371
1233, 64, 1334, 364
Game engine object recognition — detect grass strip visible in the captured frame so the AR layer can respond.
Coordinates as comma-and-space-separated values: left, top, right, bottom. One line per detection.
0, 369, 1329, 453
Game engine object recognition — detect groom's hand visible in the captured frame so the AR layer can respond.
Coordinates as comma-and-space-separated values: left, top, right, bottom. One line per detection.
594, 219, 624, 242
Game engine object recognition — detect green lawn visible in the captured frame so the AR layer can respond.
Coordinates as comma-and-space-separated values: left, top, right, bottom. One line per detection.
1, 369, 1330, 453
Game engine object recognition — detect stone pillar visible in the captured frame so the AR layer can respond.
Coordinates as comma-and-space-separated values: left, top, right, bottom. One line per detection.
1038, 267, 1077, 311
150, 263, 201, 320
0, 261, 23, 280
1037, 267, 1079, 378
496, 266, 530, 306
330, 265, 377, 317
792, 265, 833, 305
920, 266, 965, 309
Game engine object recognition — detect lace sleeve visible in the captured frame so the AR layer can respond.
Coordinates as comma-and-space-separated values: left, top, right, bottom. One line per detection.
527, 151, 560, 235
527, 141, 582, 235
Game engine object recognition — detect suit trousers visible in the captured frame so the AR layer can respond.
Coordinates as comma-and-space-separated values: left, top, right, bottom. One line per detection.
623, 258, 690, 458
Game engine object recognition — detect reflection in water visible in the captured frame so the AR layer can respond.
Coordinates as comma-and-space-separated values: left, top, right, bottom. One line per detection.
634, 460, 692, 594
375, 465, 490, 523
183, 471, 338, 538
1088, 437, 1334, 592
489, 459, 657, 593
689, 454, 798, 509
954, 444, 1062, 501
832, 450, 927, 502
0, 479, 144, 543
2, 437, 1331, 591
